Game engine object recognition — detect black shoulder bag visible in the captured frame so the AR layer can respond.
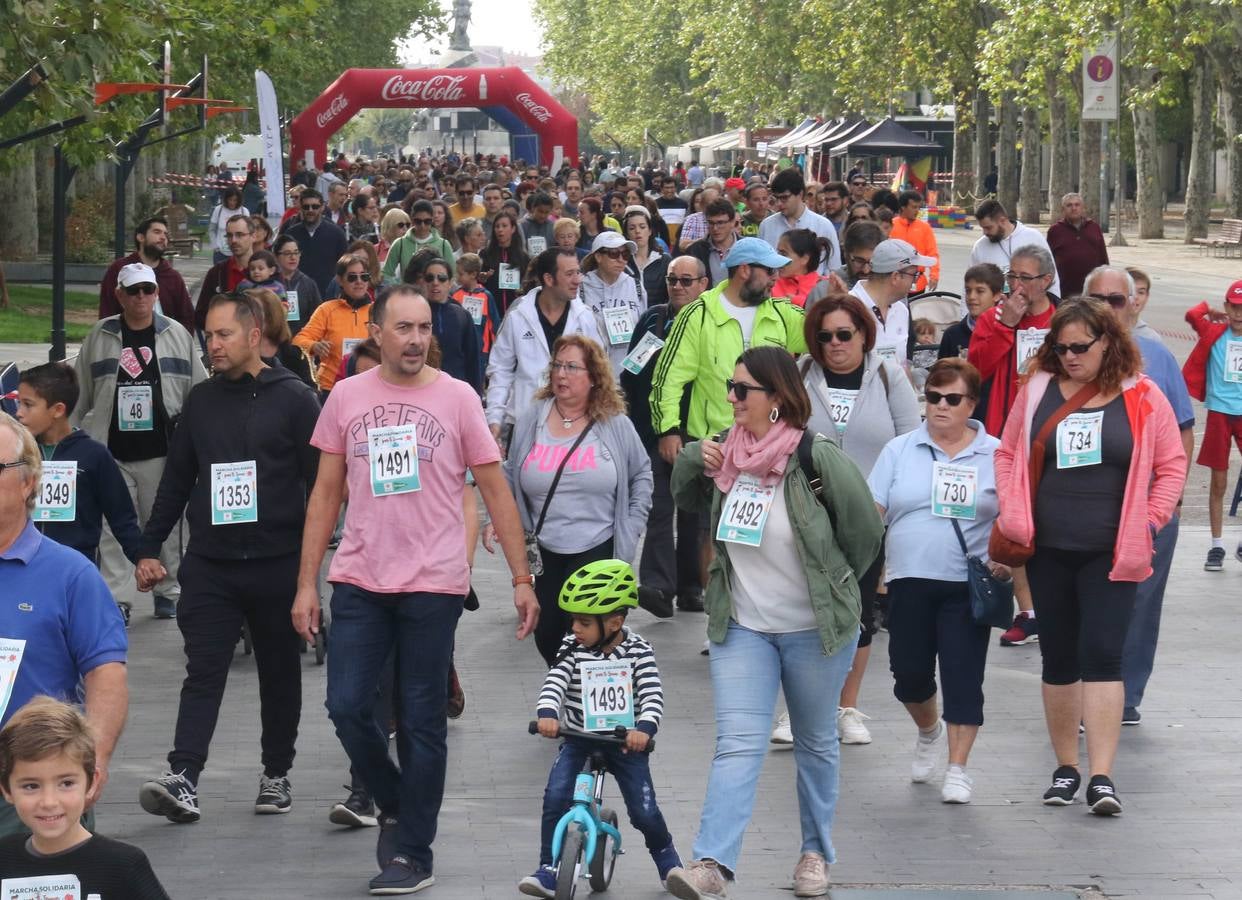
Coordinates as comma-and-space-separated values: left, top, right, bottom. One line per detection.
524, 421, 594, 576
927, 445, 1014, 628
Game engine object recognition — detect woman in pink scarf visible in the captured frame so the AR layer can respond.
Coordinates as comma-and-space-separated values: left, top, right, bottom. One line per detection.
665, 346, 884, 900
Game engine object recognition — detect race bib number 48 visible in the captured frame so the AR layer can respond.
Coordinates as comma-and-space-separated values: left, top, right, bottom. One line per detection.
117, 384, 154, 431
369, 424, 421, 496
580, 659, 635, 730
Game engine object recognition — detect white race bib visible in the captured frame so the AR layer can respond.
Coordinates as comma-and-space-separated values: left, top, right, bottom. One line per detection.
462, 295, 484, 325
498, 262, 521, 290
34, 461, 77, 522
527, 235, 548, 255
875, 344, 900, 365
580, 659, 635, 731
0, 638, 26, 722
1056, 410, 1104, 468
368, 424, 421, 496
716, 474, 776, 546
117, 384, 154, 431
603, 307, 635, 346
285, 289, 301, 322
825, 388, 858, 434
1016, 328, 1050, 374
1, 875, 80, 899
931, 461, 978, 519
1225, 340, 1242, 384
210, 460, 258, 525
621, 332, 664, 375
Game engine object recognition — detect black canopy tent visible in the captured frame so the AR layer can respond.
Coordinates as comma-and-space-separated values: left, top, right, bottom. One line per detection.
828, 117, 944, 158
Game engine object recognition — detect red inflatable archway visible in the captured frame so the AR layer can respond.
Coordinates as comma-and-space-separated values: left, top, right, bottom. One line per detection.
289, 67, 577, 170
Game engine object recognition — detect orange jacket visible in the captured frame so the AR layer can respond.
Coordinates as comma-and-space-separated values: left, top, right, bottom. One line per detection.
890, 216, 940, 293
291, 298, 372, 392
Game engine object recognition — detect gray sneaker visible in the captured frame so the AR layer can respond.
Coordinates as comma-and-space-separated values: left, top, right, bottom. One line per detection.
666, 859, 729, 899
1206, 546, 1226, 571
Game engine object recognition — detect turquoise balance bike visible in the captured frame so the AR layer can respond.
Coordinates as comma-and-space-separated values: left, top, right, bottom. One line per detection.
528, 720, 655, 899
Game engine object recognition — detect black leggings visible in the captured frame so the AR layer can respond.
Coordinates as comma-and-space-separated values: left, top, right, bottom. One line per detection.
857, 543, 885, 649
1025, 548, 1137, 684
533, 538, 615, 666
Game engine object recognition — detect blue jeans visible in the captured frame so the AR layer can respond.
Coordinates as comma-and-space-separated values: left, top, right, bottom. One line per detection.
325, 584, 462, 872
539, 737, 672, 868
1123, 512, 1179, 709
692, 622, 856, 872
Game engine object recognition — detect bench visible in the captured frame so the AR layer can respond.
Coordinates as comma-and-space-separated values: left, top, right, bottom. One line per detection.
165, 236, 202, 258
1194, 218, 1242, 258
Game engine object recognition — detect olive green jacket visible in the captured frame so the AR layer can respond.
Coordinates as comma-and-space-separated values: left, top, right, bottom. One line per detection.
671, 432, 884, 656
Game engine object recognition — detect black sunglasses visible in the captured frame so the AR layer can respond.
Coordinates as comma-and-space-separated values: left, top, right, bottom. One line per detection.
726, 379, 772, 401
124, 284, 158, 296
925, 390, 970, 407
816, 328, 857, 344
301, 203, 322, 211
666, 275, 704, 287
1088, 292, 1129, 309
1052, 337, 1099, 356
423, 273, 451, 283
344, 272, 372, 283
411, 217, 432, 226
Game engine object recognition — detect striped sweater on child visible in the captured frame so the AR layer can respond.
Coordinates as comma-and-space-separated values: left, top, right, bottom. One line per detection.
536, 628, 664, 735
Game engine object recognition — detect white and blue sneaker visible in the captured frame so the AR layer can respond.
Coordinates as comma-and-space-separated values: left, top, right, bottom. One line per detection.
518, 865, 557, 898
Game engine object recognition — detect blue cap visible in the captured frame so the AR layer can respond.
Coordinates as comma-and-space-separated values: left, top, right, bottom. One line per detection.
723, 237, 790, 270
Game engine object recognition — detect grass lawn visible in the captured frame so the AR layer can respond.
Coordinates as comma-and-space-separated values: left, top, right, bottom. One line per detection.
0, 284, 99, 343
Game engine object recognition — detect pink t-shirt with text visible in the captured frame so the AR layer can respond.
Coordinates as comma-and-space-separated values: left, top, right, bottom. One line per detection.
311, 366, 500, 594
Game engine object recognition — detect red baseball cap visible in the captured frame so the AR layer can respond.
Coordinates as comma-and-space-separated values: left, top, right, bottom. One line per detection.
725, 177, 746, 191
1227, 280, 1242, 305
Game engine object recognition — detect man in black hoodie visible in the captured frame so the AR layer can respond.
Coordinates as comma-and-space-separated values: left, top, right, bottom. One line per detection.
134, 292, 322, 826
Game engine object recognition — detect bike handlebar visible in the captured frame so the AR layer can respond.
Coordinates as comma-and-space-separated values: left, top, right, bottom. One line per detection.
527, 720, 655, 752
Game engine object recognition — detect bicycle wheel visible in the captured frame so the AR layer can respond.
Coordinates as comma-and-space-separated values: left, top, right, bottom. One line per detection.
554, 824, 584, 900
588, 808, 619, 892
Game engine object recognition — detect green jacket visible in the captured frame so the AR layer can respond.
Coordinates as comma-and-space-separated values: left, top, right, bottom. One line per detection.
649, 281, 806, 439
671, 432, 884, 656
381, 232, 456, 282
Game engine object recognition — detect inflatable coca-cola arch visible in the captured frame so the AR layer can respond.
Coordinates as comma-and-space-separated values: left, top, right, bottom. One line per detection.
289, 67, 577, 170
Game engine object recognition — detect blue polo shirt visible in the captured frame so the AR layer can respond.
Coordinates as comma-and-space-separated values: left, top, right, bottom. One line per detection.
0, 520, 127, 728
1136, 336, 1195, 429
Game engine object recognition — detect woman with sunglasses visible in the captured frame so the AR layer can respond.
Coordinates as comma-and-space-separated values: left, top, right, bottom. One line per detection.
377, 208, 411, 263
994, 298, 1186, 815
791, 293, 920, 748
291, 253, 375, 397
491, 334, 652, 665
382, 200, 455, 283
666, 346, 882, 900
623, 206, 669, 310
580, 231, 644, 375
481, 209, 531, 318
866, 359, 1002, 803
405, 253, 482, 393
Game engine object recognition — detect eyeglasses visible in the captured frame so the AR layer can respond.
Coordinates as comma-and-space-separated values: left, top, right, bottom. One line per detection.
411, 217, 432, 226
925, 390, 970, 407
344, 272, 372, 283
848, 255, 873, 269
773, 192, 794, 202
124, 284, 158, 296
816, 328, 858, 344
1052, 337, 1100, 355
551, 361, 587, 374
1088, 292, 1129, 309
707, 218, 734, 228
597, 248, 630, 260
1006, 271, 1047, 284
396, 222, 411, 230
301, 203, 322, 211
726, 379, 772, 401
897, 267, 920, 278
277, 249, 301, 257
423, 273, 451, 283
666, 275, 705, 287
0, 459, 29, 474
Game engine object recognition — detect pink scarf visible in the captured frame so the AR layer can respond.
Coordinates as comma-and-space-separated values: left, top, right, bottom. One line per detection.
707, 420, 803, 492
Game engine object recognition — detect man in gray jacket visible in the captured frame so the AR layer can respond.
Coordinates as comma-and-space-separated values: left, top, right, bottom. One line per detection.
74, 262, 208, 620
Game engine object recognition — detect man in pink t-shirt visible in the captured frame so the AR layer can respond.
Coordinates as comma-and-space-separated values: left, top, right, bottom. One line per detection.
293, 285, 538, 896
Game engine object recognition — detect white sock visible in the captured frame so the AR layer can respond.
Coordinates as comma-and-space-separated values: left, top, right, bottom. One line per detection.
919, 722, 941, 739
1213, 537, 1224, 549
947, 764, 966, 775
1021, 610, 1035, 620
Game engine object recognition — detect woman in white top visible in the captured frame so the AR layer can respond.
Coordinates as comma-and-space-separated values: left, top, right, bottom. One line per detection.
867, 358, 1004, 804
209, 186, 249, 264
579, 231, 644, 376
622, 205, 669, 309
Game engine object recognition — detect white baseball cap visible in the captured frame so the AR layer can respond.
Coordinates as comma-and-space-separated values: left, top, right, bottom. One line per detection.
118, 262, 158, 289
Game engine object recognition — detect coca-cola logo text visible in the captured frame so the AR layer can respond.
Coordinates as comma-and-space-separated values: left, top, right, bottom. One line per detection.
515, 91, 553, 123
382, 74, 467, 103
315, 93, 349, 128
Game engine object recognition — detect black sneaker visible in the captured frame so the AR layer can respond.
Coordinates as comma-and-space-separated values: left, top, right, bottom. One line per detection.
1206, 546, 1226, 571
1086, 775, 1122, 816
1042, 765, 1081, 806
139, 770, 201, 823
255, 774, 292, 814
446, 664, 465, 719
1122, 706, 1142, 726
369, 855, 434, 895
676, 590, 704, 613
118, 602, 132, 628
376, 813, 400, 870
329, 784, 378, 827
153, 594, 176, 619
637, 586, 675, 618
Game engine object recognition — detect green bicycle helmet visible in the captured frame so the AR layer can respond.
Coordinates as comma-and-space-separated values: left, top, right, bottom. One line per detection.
558, 559, 639, 615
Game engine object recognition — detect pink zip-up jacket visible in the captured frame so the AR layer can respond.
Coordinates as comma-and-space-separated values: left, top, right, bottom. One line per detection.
994, 370, 1187, 581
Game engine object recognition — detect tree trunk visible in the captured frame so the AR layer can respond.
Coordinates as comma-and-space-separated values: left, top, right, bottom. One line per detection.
34, 143, 55, 256
1046, 70, 1073, 212
1079, 119, 1102, 221
973, 88, 991, 208
1217, 55, 1242, 218
1018, 105, 1042, 224
1185, 50, 1216, 242
1131, 74, 1164, 239
0, 146, 40, 260
952, 87, 976, 206
998, 91, 1020, 215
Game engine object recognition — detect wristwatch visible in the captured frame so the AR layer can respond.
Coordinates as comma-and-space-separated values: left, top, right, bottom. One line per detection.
512, 574, 535, 587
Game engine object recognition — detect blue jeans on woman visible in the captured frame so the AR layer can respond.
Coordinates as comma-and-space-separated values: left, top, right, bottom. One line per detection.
691, 621, 857, 873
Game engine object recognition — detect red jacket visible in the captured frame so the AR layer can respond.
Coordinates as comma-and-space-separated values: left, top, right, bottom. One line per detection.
967, 301, 1056, 436
97, 253, 195, 334
1182, 301, 1231, 402
1046, 218, 1108, 298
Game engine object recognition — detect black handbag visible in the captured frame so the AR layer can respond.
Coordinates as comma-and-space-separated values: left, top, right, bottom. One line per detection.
927, 446, 1014, 628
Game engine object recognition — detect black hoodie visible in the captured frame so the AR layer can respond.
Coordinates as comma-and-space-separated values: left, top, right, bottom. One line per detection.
138, 365, 321, 561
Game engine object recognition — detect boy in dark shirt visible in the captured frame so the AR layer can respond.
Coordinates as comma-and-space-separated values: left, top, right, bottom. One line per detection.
0, 697, 169, 899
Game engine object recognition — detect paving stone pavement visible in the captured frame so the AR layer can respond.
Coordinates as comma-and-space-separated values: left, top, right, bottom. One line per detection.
95, 524, 1241, 899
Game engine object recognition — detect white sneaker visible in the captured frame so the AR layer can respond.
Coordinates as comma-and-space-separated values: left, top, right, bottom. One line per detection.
910, 721, 945, 783
941, 766, 973, 803
837, 707, 872, 744
770, 712, 794, 747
